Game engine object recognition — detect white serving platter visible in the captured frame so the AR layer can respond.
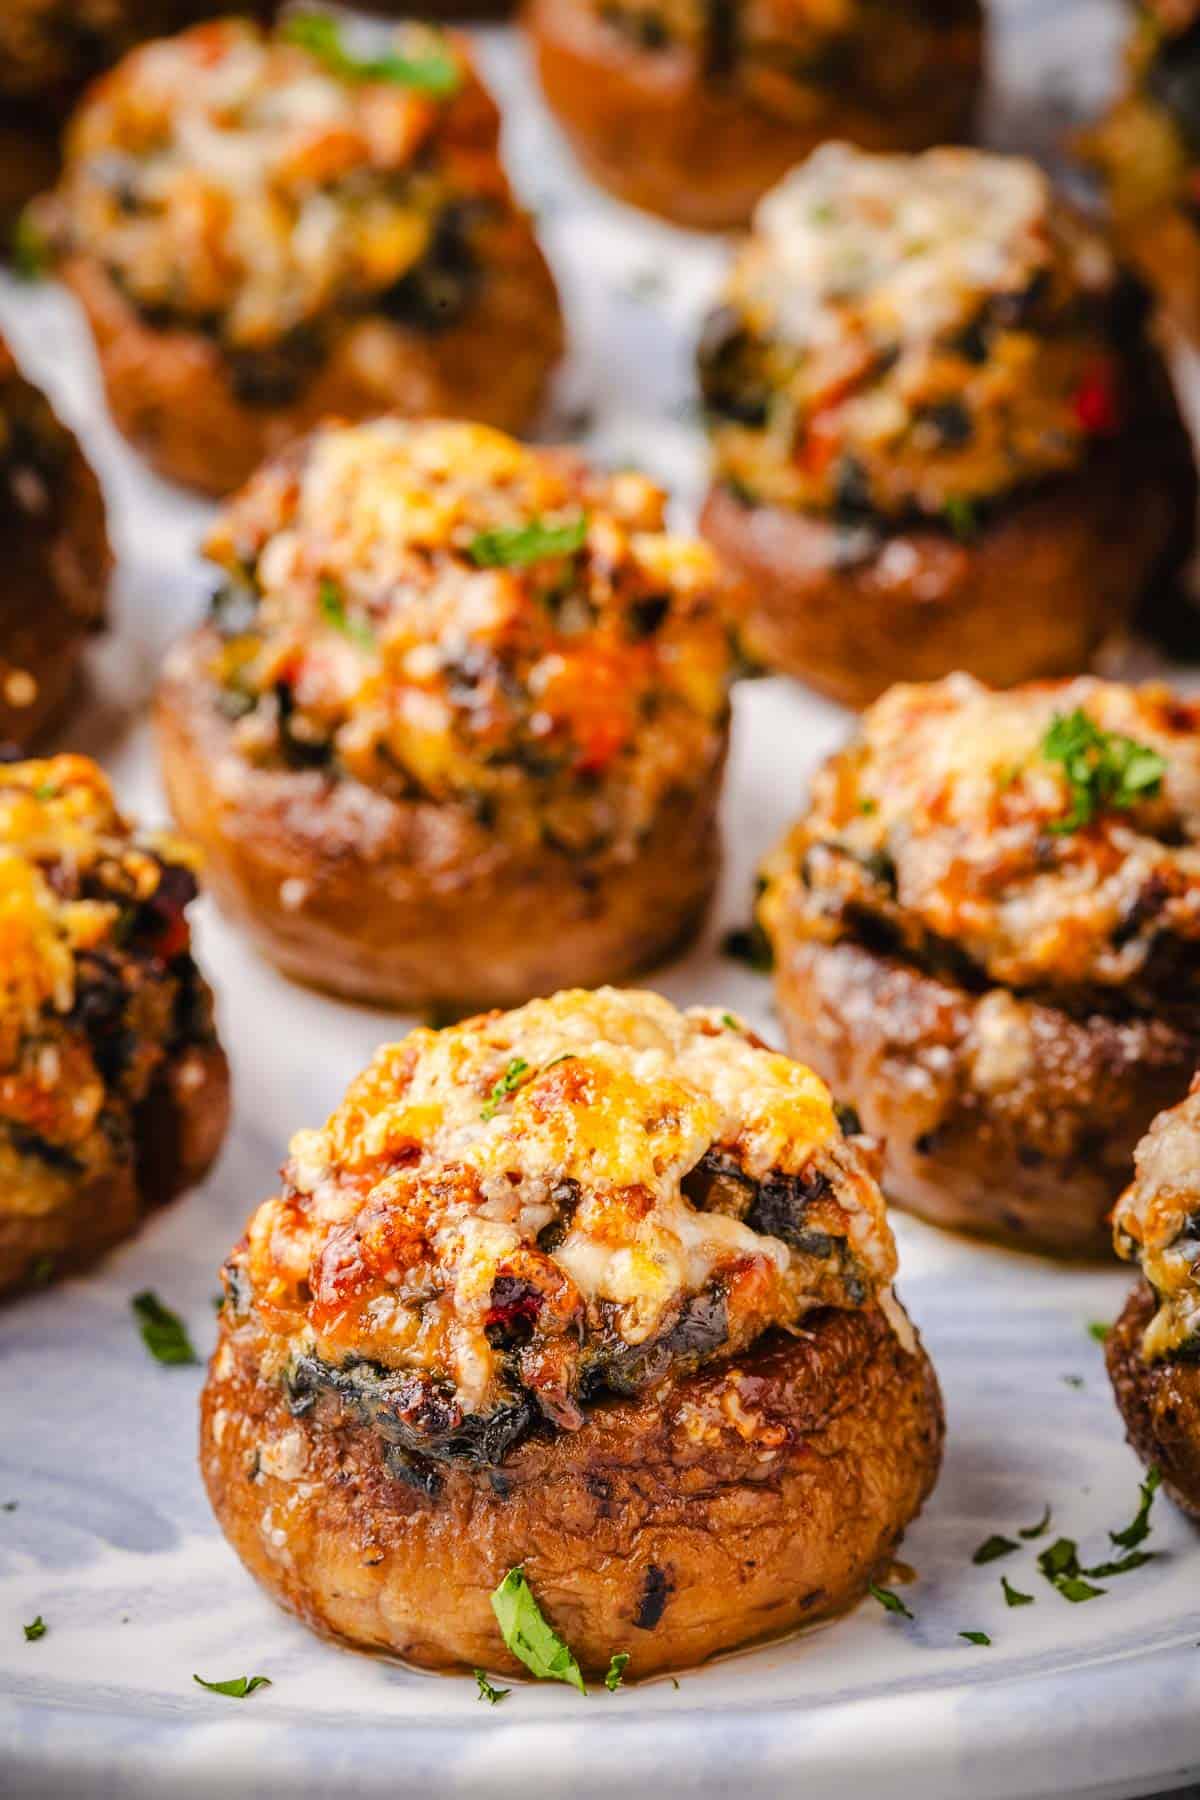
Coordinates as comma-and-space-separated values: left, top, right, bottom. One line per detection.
1, 2, 1199, 1795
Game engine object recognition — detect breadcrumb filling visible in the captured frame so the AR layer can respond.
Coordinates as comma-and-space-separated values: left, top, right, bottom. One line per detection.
202, 419, 732, 855
701, 145, 1128, 523
225, 988, 900, 1475
761, 674, 1200, 1015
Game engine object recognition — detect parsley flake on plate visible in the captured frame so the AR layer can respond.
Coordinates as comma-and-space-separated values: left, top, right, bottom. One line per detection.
972, 1534, 1018, 1565
490, 1567, 586, 1693
467, 514, 589, 569
1087, 1321, 1111, 1343
193, 1673, 272, 1699
1018, 1504, 1053, 1541
959, 1631, 991, 1646
604, 1652, 630, 1691
1110, 1466, 1161, 1550
869, 1583, 913, 1620
23, 1615, 46, 1642
474, 1669, 511, 1705
1001, 1576, 1034, 1608
132, 1291, 198, 1366
1042, 710, 1165, 835
282, 13, 460, 97
1037, 1539, 1107, 1603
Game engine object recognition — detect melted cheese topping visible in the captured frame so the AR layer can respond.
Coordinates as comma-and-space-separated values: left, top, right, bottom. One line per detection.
1114, 1077, 1200, 1358
761, 673, 1200, 1004
0, 757, 206, 1224
204, 419, 731, 849
54, 18, 508, 349
233, 988, 898, 1424
701, 145, 1121, 519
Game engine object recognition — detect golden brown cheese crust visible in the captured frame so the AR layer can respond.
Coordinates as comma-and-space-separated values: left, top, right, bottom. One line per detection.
0, 334, 110, 744
0, 755, 228, 1293
223, 987, 900, 1476
1113, 1077, 1200, 1357
701, 146, 1129, 522
761, 674, 1200, 1010
46, 18, 562, 482
203, 419, 732, 852
54, 19, 502, 350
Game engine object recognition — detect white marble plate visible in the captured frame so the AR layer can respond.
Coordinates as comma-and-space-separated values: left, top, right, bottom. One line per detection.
2, 2, 1199, 1795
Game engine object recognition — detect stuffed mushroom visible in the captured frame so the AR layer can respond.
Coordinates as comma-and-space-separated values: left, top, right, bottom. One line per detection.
44, 15, 562, 496
0, 332, 110, 748
0, 755, 230, 1296
699, 145, 1196, 708
526, 0, 983, 231
201, 986, 943, 1679
156, 419, 734, 1010
1109, 1077, 1200, 1519
1088, 0, 1200, 344
759, 674, 1200, 1259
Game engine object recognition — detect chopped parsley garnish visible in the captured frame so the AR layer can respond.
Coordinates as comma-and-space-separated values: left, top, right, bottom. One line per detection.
282, 13, 460, 97
480, 1057, 530, 1122
1036, 1538, 1106, 1603
131, 1291, 198, 1366
1087, 1321, 1111, 1343
2, 1501, 16, 1512
23, 1615, 46, 1642
1054, 1575, 1106, 1604
1018, 1504, 1052, 1541
192, 1673, 272, 1699
869, 1583, 913, 1620
1001, 1576, 1034, 1608
318, 580, 376, 651
11, 209, 49, 281
959, 1631, 991, 1646
720, 1013, 740, 1030
1109, 1465, 1161, 1551
1037, 1537, 1079, 1581
972, 1534, 1018, 1565
604, 1651, 630, 1691
1062, 1374, 1085, 1389
490, 1567, 585, 1693
467, 515, 589, 569
943, 495, 978, 541
474, 1669, 511, 1705
1080, 1550, 1155, 1580
1042, 710, 1166, 835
